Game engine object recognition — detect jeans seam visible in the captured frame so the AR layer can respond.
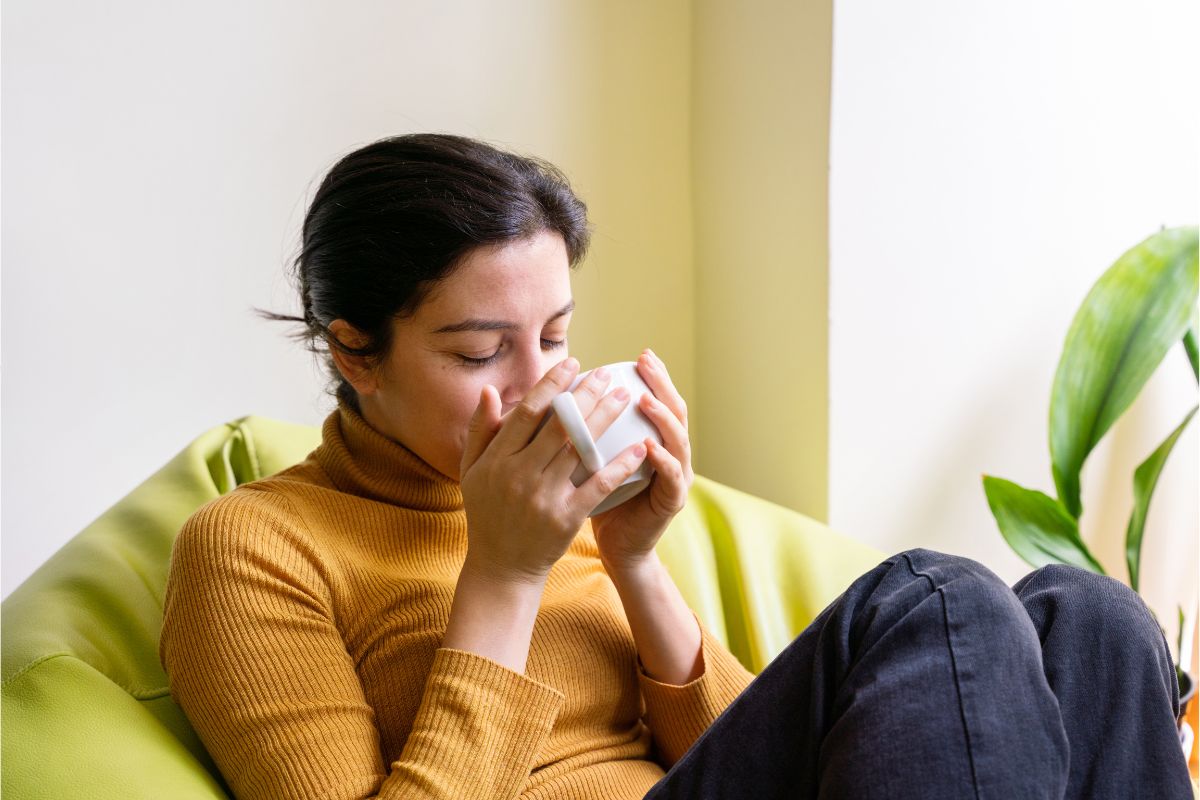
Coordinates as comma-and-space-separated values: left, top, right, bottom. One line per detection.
901, 551, 983, 800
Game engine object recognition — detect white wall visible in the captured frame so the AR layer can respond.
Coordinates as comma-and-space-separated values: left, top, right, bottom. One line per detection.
1, 0, 695, 597
6, 0, 1195, 671
829, 0, 1199, 663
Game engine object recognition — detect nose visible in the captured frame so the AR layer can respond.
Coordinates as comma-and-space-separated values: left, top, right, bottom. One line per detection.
499, 341, 564, 413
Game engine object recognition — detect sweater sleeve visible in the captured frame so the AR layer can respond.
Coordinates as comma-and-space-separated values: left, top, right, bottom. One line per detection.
159, 489, 564, 800
636, 611, 755, 767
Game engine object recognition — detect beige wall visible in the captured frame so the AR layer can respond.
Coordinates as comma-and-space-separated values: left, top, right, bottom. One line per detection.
1, 0, 696, 596
560, 2, 695, 416
2, 0, 839, 596
691, 0, 833, 520
13, 0, 1189, 668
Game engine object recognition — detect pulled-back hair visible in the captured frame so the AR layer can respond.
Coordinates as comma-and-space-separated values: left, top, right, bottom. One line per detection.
256, 133, 591, 410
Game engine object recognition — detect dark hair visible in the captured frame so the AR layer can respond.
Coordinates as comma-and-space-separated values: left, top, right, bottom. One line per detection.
255, 133, 591, 411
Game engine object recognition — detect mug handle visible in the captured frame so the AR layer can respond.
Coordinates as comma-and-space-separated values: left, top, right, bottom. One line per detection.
551, 392, 606, 475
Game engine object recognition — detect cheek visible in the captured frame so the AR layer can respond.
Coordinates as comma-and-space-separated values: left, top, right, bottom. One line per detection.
441, 379, 489, 444
426, 367, 485, 412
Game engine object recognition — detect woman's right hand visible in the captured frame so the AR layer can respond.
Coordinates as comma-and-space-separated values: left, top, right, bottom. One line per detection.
457, 356, 649, 587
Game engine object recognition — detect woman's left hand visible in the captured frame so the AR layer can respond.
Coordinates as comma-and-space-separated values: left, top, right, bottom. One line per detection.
591, 348, 694, 574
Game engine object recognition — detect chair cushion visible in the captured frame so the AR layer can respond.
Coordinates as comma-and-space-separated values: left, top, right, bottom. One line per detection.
2, 416, 320, 799
2, 414, 883, 797
657, 476, 884, 672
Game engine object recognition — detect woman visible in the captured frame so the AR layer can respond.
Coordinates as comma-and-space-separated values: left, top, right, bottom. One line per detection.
159, 133, 1191, 800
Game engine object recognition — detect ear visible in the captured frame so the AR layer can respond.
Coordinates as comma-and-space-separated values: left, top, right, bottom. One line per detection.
327, 319, 381, 396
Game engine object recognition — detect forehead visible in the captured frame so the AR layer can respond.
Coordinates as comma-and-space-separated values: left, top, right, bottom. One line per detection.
417, 233, 571, 323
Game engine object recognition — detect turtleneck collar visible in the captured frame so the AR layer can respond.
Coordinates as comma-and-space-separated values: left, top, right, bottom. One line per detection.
312, 395, 465, 513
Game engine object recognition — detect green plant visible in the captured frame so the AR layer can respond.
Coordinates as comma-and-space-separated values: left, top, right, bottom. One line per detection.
982, 226, 1199, 680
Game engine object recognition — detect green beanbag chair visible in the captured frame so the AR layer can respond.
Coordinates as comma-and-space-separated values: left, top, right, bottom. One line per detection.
1, 415, 884, 798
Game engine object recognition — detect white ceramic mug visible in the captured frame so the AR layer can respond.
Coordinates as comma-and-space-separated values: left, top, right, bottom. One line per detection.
541, 360, 662, 516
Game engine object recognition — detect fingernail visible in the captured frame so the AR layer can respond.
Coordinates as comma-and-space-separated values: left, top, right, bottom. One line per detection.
595, 365, 610, 380
560, 357, 577, 373
633, 443, 647, 458
613, 386, 629, 401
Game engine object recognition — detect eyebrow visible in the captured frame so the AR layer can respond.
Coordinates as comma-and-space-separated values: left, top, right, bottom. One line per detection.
431, 299, 575, 335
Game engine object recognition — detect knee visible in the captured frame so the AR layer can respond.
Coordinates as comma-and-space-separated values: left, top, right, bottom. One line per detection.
1016, 563, 1165, 654
893, 547, 1013, 601
890, 547, 1032, 630
843, 548, 1039, 661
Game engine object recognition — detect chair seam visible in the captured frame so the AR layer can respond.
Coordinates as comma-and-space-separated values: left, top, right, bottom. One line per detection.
240, 418, 264, 481
2, 651, 170, 699
2, 651, 72, 689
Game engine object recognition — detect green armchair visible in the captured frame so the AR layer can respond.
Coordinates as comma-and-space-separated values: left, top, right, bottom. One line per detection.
1, 415, 884, 798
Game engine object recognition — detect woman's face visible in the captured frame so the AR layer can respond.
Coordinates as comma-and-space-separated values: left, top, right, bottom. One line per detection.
334, 229, 575, 482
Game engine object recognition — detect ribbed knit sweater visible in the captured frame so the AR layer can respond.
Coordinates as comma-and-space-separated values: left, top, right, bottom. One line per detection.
159, 397, 755, 799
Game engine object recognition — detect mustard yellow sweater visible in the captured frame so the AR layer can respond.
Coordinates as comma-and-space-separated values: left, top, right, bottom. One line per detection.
160, 397, 754, 799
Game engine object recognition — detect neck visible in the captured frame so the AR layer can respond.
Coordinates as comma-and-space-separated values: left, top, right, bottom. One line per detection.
312, 395, 465, 513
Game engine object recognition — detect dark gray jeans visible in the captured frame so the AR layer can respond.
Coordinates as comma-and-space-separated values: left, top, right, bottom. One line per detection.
643, 548, 1192, 799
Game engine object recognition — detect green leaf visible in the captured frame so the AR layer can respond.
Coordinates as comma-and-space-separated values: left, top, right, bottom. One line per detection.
1184, 323, 1198, 382
1050, 226, 1199, 519
1125, 405, 1197, 591
1179, 605, 1186, 666
982, 475, 1106, 573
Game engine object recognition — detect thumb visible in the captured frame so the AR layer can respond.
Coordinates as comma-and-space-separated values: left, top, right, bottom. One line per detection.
461, 384, 501, 475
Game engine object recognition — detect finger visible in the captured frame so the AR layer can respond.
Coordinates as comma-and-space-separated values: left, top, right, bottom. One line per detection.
544, 383, 632, 480
572, 441, 648, 516
643, 438, 690, 516
526, 365, 615, 465
637, 349, 688, 428
569, 364, 615, 418
636, 391, 693, 481
491, 356, 579, 454
461, 384, 501, 473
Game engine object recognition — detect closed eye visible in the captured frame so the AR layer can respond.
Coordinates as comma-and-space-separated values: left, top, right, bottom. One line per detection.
456, 338, 566, 368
